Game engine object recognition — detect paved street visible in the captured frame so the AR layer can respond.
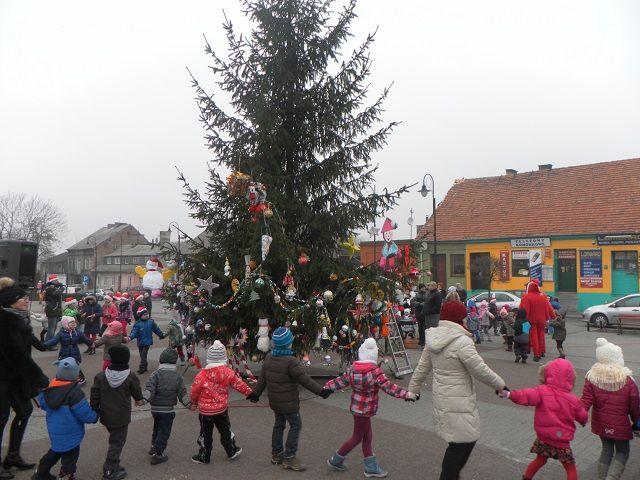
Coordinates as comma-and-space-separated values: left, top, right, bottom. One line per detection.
5, 306, 640, 479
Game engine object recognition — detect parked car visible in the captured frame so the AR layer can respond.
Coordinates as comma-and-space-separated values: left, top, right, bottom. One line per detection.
582, 294, 640, 327
123, 285, 149, 297
468, 291, 521, 310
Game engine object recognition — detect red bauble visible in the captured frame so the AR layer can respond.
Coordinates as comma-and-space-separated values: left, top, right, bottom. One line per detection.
298, 253, 309, 266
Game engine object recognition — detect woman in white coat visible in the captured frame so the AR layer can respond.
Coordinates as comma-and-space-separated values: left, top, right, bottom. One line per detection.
408, 295, 507, 480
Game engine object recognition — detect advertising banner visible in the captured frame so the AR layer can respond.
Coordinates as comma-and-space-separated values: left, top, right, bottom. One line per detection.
580, 249, 603, 288
499, 250, 510, 281
511, 238, 551, 248
529, 249, 543, 285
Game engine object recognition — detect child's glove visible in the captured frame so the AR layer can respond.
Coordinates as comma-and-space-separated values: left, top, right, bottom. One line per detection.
499, 389, 510, 399
405, 392, 417, 402
246, 392, 260, 403
319, 388, 332, 399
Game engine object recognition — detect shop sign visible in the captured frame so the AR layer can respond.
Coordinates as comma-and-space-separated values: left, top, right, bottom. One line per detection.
580, 249, 603, 288
511, 237, 550, 248
596, 235, 640, 246
557, 249, 576, 260
499, 250, 510, 281
512, 250, 529, 260
529, 249, 543, 285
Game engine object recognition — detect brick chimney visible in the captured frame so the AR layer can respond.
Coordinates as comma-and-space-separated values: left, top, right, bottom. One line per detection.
538, 164, 552, 171
505, 168, 518, 176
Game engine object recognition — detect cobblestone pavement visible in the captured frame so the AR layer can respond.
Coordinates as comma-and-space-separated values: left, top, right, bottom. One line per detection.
4, 309, 640, 479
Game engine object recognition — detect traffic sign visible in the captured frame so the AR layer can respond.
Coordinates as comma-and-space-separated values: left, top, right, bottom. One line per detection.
82, 275, 90, 285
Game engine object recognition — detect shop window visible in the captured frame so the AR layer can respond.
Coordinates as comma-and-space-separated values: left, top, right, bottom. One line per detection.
450, 254, 465, 276
612, 251, 638, 273
511, 250, 529, 277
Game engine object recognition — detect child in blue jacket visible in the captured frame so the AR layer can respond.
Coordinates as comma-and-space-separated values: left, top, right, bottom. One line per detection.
33, 357, 98, 480
44, 316, 93, 385
129, 306, 165, 374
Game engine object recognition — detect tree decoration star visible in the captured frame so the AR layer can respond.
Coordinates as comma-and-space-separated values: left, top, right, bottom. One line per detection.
340, 234, 360, 259
197, 276, 220, 294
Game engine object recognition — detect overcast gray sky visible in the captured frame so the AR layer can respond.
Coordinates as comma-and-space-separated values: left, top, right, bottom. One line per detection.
2, 0, 639, 252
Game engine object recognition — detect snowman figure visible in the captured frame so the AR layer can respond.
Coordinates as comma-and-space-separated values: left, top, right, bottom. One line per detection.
379, 217, 400, 271
135, 256, 172, 298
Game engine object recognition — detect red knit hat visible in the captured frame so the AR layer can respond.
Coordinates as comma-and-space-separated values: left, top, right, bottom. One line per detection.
137, 306, 148, 316
440, 300, 468, 325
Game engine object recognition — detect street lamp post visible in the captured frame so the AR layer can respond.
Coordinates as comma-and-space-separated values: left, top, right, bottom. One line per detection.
87, 235, 97, 295
419, 174, 437, 283
169, 222, 181, 279
118, 238, 123, 292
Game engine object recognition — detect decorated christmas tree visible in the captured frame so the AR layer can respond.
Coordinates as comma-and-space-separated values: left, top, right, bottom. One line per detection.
171, 0, 413, 356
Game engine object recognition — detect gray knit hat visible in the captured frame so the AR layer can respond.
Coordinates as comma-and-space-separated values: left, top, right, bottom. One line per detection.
159, 348, 178, 365
206, 340, 228, 366
55, 357, 80, 381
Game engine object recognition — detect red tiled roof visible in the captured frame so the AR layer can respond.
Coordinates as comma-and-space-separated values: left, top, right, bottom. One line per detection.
417, 158, 640, 242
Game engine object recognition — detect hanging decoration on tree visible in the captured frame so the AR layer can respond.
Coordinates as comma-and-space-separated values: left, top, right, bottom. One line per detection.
247, 181, 268, 222
261, 235, 273, 261
298, 252, 309, 266
226, 171, 252, 197
256, 318, 270, 352
340, 235, 360, 259
224, 258, 232, 277
379, 218, 400, 271
197, 276, 219, 295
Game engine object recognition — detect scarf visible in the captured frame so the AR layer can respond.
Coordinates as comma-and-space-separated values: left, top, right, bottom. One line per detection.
271, 347, 294, 357
105, 368, 131, 388
158, 364, 177, 371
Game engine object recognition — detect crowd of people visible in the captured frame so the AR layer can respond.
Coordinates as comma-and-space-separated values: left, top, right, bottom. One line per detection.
0, 275, 639, 480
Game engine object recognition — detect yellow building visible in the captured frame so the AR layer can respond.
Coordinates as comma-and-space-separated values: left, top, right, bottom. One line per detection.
418, 159, 640, 312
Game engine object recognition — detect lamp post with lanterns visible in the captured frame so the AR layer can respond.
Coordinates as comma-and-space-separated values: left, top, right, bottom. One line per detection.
419, 174, 437, 282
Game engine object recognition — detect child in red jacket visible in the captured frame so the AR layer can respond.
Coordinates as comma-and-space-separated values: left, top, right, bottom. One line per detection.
499, 358, 587, 480
189, 341, 252, 465
323, 338, 416, 478
581, 338, 640, 480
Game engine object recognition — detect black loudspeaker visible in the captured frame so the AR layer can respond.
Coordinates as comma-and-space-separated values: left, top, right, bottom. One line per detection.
0, 240, 39, 289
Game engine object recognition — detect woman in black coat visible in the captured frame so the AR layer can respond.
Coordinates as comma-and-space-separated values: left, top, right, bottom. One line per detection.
0, 277, 49, 478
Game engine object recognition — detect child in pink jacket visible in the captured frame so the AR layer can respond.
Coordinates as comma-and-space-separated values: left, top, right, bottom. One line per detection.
500, 358, 587, 480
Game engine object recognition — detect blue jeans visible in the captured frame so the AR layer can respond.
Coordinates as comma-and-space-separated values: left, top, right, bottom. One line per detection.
151, 412, 175, 455
45, 316, 60, 342
272, 412, 302, 458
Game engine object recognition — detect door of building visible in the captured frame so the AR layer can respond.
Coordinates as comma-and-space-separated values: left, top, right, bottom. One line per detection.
612, 251, 639, 295
469, 252, 491, 290
431, 254, 446, 284
556, 249, 577, 292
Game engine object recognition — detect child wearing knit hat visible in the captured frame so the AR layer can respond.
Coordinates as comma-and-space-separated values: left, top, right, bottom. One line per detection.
33, 358, 98, 480
143, 348, 190, 465
190, 340, 252, 465
44, 316, 93, 386
324, 338, 416, 478
249, 327, 331, 472
580, 338, 640, 480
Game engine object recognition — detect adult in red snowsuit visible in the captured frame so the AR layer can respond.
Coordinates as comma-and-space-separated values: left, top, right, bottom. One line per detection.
519, 281, 556, 361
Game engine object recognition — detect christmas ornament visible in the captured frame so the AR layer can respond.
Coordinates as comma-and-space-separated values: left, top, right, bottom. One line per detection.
298, 252, 309, 266
194, 306, 201, 313
409, 266, 420, 279
226, 171, 251, 196
251, 355, 258, 362
291, 320, 298, 327
255, 278, 265, 288
355, 293, 364, 305
197, 276, 220, 294
340, 234, 361, 259
249, 290, 261, 302
244, 255, 252, 278
264, 208, 273, 218
261, 234, 272, 261
329, 273, 338, 281
323, 290, 334, 302
205, 323, 212, 331
249, 259, 258, 270
224, 258, 232, 277
316, 299, 324, 308
247, 181, 268, 221
231, 278, 240, 292
257, 318, 270, 353
273, 294, 281, 304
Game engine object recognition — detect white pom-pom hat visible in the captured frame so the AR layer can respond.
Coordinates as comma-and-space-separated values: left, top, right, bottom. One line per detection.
595, 337, 625, 366
358, 338, 379, 364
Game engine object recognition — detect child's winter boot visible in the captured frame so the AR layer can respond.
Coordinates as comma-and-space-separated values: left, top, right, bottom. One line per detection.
191, 447, 210, 465
30, 465, 56, 480
363, 456, 387, 478
327, 452, 347, 471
